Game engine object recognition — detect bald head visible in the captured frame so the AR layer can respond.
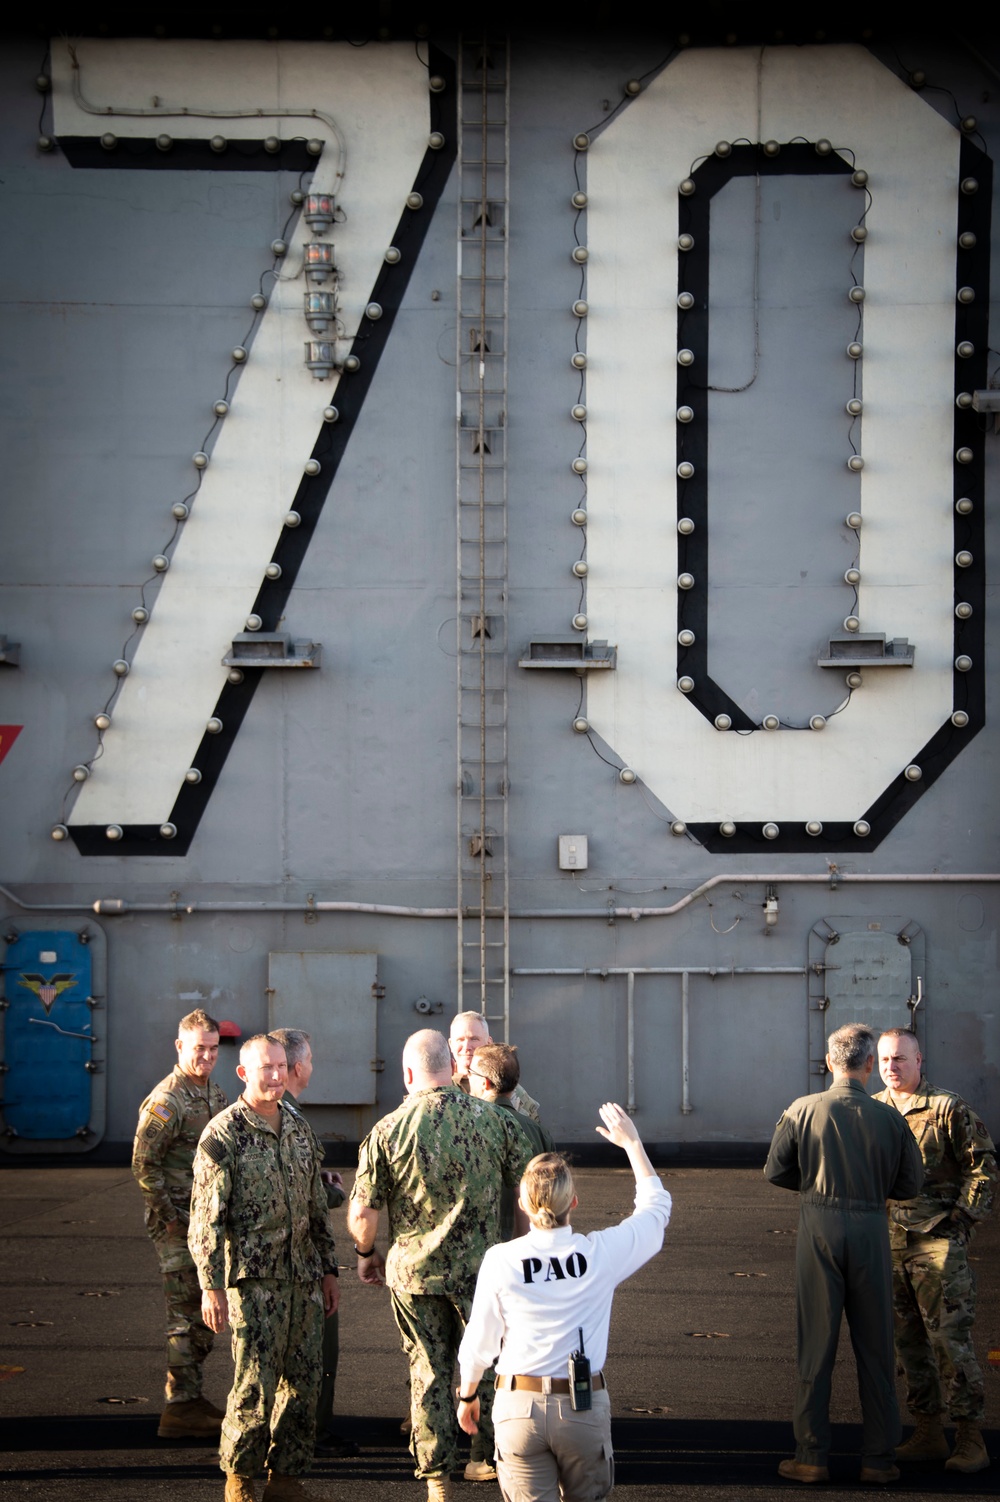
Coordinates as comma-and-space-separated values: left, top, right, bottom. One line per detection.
403, 1030, 453, 1093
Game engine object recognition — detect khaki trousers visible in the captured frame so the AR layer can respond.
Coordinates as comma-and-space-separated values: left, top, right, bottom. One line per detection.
493, 1386, 613, 1502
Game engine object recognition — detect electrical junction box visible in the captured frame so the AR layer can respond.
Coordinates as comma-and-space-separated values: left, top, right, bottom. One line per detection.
558, 835, 588, 870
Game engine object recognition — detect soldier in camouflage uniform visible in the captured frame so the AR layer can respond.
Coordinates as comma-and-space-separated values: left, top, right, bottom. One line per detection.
876, 1029, 997, 1474
348, 1029, 533, 1502
270, 1027, 358, 1460
449, 1010, 541, 1123
189, 1033, 339, 1502
132, 1008, 229, 1438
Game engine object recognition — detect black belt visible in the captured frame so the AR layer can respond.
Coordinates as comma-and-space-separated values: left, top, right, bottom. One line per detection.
496, 1373, 605, 1394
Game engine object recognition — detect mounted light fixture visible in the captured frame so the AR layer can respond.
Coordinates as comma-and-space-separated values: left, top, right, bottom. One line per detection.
303, 193, 336, 234
304, 341, 336, 380
304, 292, 336, 333
303, 243, 336, 286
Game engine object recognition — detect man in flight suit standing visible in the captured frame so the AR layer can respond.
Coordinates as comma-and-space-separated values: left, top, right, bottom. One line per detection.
132, 1008, 229, 1438
766, 1022, 924, 1484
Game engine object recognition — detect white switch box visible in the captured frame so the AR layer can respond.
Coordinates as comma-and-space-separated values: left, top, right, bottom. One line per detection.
558, 835, 588, 870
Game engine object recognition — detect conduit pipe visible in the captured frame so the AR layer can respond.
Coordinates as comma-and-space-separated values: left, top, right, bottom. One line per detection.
511, 965, 808, 1115
2, 872, 998, 919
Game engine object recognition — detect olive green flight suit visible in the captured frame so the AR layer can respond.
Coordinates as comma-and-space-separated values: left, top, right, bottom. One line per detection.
766, 1077, 924, 1469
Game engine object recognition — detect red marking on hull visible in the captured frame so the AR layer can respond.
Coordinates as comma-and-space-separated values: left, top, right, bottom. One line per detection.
0, 725, 23, 766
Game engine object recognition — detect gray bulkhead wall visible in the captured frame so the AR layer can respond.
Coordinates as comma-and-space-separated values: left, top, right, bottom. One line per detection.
0, 31, 997, 1152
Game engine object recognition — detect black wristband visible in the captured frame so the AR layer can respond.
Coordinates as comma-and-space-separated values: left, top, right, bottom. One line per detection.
457, 1392, 479, 1405
354, 1244, 376, 1257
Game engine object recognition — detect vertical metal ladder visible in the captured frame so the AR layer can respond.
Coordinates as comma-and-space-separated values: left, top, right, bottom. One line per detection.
455, 36, 510, 1038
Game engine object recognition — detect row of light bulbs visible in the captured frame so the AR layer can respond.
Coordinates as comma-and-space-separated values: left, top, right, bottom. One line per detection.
54, 174, 322, 841
674, 150, 985, 707
53, 110, 453, 841
568, 157, 590, 633
674, 140, 873, 723
565, 124, 977, 830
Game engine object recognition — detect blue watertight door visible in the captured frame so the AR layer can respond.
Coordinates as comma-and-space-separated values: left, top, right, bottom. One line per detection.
3, 931, 94, 1139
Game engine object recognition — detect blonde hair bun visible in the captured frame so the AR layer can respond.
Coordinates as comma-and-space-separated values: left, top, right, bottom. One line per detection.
521, 1153, 575, 1228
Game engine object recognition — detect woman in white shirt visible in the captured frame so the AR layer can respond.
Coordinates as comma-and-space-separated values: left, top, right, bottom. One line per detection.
456, 1103, 671, 1502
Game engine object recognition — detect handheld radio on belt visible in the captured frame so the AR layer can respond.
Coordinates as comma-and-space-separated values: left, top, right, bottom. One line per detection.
568, 1327, 592, 1411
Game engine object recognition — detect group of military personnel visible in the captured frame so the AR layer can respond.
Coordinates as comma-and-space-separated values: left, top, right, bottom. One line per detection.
132, 1007, 546, 1501
132, 1007, 995, 1501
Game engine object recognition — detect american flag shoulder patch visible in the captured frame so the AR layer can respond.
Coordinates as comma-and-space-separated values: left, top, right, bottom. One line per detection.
148, 1103, 174, 1125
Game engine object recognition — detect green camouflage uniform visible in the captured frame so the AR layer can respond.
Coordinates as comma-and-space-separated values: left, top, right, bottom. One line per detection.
131, 1066, 228, 1403
351, 1086, 532, 1478
282, 1095, 345, 1435
189, 1096, 338, 1478
875, 1077, 997, 1422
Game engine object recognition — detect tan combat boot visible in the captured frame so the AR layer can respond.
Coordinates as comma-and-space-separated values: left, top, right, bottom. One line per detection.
262, 1474, 323, 1500
157, 1398, 224, 1438
896, 1413, 949, 1462
224, 1478, 257, 1502
777, 1458, 829, 1483
427, 1478, 452, 1502
944, 1420, 990, 1474
464, 1460, 497, 1481
195, 1394, 228, 1422
858, 1465, 900, 1484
